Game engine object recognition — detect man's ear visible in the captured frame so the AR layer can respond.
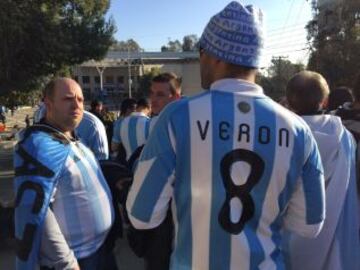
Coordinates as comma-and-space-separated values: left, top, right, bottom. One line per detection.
320, 97, 329, 110
174, 91, 181, 100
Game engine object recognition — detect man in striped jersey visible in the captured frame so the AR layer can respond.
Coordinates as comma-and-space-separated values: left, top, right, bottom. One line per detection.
127, 73, 182, 270
126, 2, 326, 270
284, 71, 360, 270
14, 78, 116, 270
112, 98, 151, 165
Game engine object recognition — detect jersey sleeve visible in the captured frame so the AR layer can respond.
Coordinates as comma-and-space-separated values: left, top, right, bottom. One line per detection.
14, 131, 70, 270
87, 119, 109, 160
283, 130, 326, 238
126, 108, 176, 229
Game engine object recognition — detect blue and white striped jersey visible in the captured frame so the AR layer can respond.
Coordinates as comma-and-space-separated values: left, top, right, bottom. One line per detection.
51, 138, 114, 259
14, 125, 114, 269
112, 112, 150, 160
127, 79, 325, 270
76, 111, 109, 160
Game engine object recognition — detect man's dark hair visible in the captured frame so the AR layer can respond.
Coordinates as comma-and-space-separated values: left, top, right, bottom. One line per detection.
327, 86, 354, 110
91, 100, 103, 110
286, 71, 329, 115
136, 98, 150, 109
151, 72, 182, 95
120, 98, 137, 117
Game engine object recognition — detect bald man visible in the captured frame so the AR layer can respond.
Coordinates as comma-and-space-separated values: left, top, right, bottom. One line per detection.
14, 78, 115, 270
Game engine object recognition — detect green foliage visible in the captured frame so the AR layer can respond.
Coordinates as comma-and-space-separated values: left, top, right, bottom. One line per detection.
182, 35, 199, 51
307, 0, 360, 88
161, 39, 182, 52
258, 57, 304, 100
161, 34, 199, 52
110, 39, 143, 52
0, 89, 41, 107
0, 0, 115, 93
137, 67, 161, 97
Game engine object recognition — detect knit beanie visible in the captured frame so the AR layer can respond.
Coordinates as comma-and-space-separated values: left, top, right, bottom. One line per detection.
199, 1, 264, 68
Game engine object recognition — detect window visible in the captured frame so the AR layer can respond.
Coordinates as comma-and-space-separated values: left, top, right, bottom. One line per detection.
105, 76, 114, 84
82, 76, 90, 84
94, 76, 100, 84
117, 76, 124, 83
83, 88, 91, 100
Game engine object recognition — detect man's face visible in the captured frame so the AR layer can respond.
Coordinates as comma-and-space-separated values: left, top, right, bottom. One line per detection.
46, 79, 84, 134
200, 49, 216, 89
95, 103, 103, 113
150, 82, 178, 115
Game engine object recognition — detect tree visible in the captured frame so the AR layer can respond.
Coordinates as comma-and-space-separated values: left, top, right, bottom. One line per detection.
307, 0, 360, 88
182, 35, 199, 51
161, 39, 182, 52
110, 39, 143, 52
258, 57, 304, 100
137, 67, 161, 97
161, 35, 199, 52
0, 0, 115, 93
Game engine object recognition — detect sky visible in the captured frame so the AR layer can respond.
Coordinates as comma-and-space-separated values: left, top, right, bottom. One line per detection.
107, 0, 313, 67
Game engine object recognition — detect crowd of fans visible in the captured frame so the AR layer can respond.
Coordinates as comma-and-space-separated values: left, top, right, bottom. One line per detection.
10, 1, 360, 270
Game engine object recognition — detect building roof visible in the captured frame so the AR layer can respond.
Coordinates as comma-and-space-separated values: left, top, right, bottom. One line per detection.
81, 51, 199, 67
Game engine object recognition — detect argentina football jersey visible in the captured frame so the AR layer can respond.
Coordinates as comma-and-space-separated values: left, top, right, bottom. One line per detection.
112, 112, 150, 160
76, 111, 109, 160
14, 125, 114, 269
127, 79, 325, 270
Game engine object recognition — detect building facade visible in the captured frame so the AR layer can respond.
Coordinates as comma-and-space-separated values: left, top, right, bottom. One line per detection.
73, 51, 202, 104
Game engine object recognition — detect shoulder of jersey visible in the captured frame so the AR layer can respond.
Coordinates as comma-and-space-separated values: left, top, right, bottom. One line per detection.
82, 111, 102, 126
269, 99, 310, 129
160, 91, 210, 117
16, 129, 71, 175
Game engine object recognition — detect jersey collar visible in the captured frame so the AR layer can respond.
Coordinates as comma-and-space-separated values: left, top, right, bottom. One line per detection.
210, 78, 264, 97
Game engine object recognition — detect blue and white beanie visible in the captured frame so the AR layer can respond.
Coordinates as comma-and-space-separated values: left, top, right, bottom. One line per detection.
199, 1, 264, 68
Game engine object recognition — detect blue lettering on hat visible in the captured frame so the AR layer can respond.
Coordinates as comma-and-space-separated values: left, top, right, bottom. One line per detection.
215, 38, 222, 47
199, 1, 263, 68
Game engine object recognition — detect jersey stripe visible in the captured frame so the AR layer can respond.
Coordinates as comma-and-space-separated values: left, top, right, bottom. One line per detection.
266, 105, 296, 269
209, 92, 234, 270
301, 137, 324, 224
120, 117, 131, 158
189, 94, 212, 270
230, 94, 255, 270
172, 103, 193, 268
128, 117, 138, 155
243, 98, 276, 268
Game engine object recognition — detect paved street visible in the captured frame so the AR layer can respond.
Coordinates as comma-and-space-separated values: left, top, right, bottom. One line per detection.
0, 107, 144, 270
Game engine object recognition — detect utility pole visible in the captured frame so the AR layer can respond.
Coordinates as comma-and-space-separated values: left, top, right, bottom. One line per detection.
127, 46, 132, 98
95, 66, 105, 92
